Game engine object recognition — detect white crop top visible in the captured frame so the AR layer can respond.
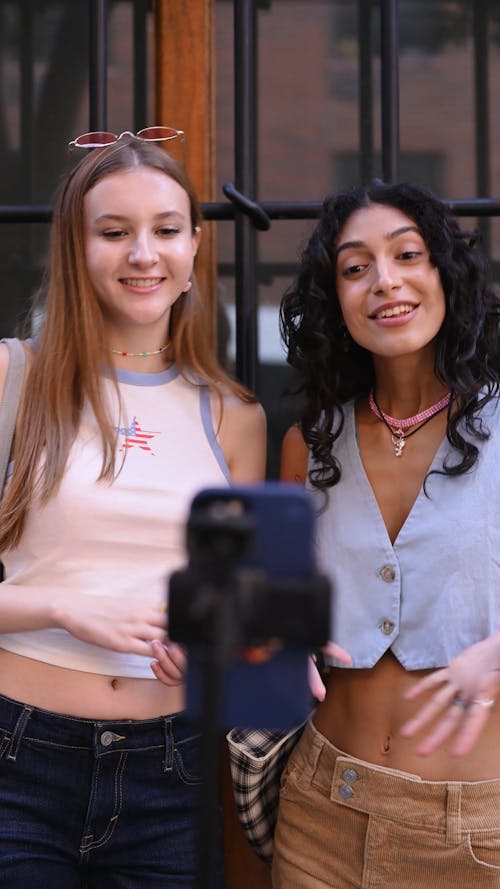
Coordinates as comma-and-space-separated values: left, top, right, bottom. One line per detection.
0, 365, 230, 677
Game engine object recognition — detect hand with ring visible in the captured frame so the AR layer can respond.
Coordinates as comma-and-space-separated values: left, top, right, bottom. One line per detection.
451, 695, 494, 711
400, 632, 500, 757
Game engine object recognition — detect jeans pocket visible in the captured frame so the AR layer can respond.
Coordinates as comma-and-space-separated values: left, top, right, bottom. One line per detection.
279, 758, 299, 794
0, 730, 10, 760
467, 832, 500, 869
174, 735, 201, 785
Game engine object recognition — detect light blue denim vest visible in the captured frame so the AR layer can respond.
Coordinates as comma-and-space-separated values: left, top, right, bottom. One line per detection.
310, 397, 500, 670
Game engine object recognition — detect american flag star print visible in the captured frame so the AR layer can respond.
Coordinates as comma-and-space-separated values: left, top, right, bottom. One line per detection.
116, 417, 161, 455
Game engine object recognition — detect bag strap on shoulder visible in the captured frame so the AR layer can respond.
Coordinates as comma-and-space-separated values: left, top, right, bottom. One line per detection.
0, 338, 27, 496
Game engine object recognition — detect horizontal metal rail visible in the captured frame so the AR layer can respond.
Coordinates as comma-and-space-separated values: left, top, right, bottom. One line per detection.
2, 198, 500, 224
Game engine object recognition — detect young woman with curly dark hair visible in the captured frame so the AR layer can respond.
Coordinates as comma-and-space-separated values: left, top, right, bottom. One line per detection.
274, 181, 500, 888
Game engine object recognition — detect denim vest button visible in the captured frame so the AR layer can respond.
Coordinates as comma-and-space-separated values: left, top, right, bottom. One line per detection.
100, 731, 114, 746
342, 768, 358, 783
380, 565, 396, 582
381, 618, 395, 635
339, 783, 353, 800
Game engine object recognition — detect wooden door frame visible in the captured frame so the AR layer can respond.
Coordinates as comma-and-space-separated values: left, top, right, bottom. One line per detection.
153, 4, 272, 885
153, 0, 217, 349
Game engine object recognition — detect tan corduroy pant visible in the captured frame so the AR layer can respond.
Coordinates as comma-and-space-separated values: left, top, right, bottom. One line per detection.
272, 720, 500, 888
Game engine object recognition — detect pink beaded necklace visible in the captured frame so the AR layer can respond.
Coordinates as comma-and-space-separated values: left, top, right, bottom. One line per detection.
368, 389, 451, 457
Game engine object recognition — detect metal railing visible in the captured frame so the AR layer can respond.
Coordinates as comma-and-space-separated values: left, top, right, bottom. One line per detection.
0, 0, 498, 389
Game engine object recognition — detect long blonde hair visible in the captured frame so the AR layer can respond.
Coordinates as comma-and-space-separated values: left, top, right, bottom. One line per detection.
1, 139, 254, 550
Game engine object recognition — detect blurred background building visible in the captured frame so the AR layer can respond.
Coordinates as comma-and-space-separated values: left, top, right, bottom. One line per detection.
1, 0, 499, 477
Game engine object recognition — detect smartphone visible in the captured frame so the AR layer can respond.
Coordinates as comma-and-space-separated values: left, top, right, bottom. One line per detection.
168, 482, 330, 729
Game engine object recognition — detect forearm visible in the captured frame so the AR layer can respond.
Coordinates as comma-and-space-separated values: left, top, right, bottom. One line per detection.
0, 581, 64, 633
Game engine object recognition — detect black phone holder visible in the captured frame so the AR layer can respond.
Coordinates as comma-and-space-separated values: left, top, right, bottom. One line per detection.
167, 490, 330, 889
169, 495, 330, 649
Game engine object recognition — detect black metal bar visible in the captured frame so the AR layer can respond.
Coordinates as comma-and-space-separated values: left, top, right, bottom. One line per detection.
4, 198, 500, 225
0, 207, 53, 222
133, 0, 148, 131
213, 198, 500, 221
89, 0, 108, 131
358, 0, 374, 184
19, 1, 34, 202
379, 0, 399, 183
233, 0, 259, 391
222, 182, 270, 230
442, 199, 500, 216
473, 0, 491, 255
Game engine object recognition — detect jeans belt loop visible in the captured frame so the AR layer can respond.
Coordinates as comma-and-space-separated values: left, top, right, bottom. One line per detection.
445, 783, 462, 845
163, 717, 174, 773
7, 705, 33, 762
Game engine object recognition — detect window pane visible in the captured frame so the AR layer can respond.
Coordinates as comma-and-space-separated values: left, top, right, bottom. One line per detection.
0, 0, 153, 338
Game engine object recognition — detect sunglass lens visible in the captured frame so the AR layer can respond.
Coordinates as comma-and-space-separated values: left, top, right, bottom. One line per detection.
75, 132, 117, 147
137, 126, 182, 141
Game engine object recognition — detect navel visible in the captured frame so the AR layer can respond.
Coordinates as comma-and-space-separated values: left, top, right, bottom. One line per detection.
381, 734, 392, 754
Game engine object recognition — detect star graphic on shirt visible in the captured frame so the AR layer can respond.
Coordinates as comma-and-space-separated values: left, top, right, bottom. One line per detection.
116, 417, 161, 455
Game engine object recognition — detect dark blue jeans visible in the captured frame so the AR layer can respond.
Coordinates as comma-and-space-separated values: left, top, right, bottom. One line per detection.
0, 694, 225, 888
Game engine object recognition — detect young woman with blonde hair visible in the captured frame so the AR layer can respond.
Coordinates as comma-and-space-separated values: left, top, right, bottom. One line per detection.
0, 132, 266, 888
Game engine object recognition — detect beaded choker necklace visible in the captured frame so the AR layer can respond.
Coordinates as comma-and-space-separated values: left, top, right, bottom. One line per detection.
368, 389, 451, 457
111, 344, 169, 358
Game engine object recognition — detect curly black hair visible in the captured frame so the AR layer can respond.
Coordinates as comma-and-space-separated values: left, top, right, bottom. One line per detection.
280, 181, 500, 491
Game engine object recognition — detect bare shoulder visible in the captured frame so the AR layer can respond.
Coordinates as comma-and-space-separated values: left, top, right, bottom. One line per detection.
216, 393, 267, 483
222, 394, 266, 433
0, 341, 11, 407
0, 339, 32, 408
280, 423, 308, 483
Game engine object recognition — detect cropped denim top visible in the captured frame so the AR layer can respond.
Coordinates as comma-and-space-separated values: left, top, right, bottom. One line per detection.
311, 397, 500, 671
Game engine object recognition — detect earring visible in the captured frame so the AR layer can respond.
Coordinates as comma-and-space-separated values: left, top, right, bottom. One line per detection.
183, 281, 192, 294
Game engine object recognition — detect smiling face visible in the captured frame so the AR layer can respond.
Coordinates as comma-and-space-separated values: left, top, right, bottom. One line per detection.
335, 203, 446, 361
84, 166, 201, 347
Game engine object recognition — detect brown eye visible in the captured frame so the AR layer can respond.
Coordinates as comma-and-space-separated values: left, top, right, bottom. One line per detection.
398, 251, 421, 261
102, 229, 126, 239
342, 263, 365, 277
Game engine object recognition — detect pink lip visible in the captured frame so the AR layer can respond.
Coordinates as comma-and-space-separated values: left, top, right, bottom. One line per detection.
369, 303, 418, 327
119, 278, 165, 294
